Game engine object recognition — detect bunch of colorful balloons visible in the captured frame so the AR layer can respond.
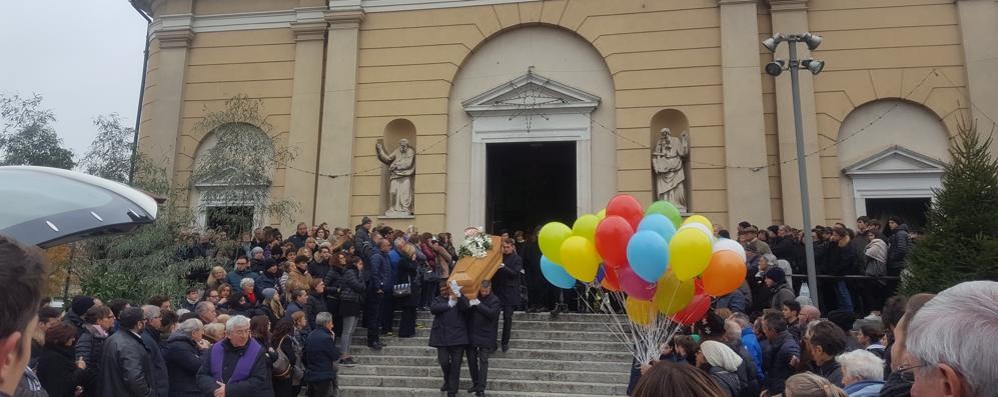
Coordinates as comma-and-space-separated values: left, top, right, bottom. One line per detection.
539, 194, 748, 326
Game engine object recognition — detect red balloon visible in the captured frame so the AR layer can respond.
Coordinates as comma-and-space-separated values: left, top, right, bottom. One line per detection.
694, 278, 705, 295
606, 194, 644, 230
671, 294, 710, 325
594, 215, 634, 268
602, 266, 622, 291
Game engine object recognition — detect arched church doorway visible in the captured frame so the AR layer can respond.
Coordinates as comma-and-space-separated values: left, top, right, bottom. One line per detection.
446, 26, 616, 235
838, 100, 951, 229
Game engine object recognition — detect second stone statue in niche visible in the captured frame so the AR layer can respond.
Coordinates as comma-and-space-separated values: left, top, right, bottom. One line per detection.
652, 127, 689, 212
376, 138, 415, 216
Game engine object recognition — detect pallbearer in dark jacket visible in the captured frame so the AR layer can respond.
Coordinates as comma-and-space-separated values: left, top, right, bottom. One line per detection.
197, 315, 274, 397
466, 280, 501, 397
430, 280, 470, 397
492, 238, 523, 352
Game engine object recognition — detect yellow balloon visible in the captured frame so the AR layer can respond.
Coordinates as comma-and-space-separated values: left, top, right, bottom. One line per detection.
596, 209, 607, 220
654, 271, 695, 315
573, 214, 601, 242
682, 215, 714, 233
559, 236, 601, 282
626, 296, 657, 326
539, 222, 573, 264
669, 228, 714, 280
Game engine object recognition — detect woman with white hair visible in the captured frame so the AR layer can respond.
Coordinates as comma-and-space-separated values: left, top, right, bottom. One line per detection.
696, 340, 744, 397
163, 319, 208, 397
836, 349, 885, 397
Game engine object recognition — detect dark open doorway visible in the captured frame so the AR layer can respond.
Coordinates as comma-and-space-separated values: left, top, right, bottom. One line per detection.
486, 141, 576, 235
865, 197, 931, 231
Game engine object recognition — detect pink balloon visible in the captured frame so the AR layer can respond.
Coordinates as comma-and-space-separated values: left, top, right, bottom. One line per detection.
618, 267, 657, 301
606, 194, 644, 230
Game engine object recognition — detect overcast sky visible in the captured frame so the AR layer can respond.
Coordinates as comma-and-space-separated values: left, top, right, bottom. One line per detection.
0, 0, 148, 157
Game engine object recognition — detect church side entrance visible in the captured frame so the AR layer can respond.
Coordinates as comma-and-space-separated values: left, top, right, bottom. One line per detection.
485, 141, 576, 234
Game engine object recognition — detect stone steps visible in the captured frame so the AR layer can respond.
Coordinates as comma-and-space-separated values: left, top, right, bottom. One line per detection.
340, 311, 632, 396
340, 365, 630, 383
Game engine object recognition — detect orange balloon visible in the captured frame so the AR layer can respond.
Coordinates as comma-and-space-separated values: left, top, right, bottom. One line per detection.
701, 250, 746, 297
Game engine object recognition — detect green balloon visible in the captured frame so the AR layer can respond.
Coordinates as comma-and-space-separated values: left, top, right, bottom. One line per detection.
646, 201, 682, 229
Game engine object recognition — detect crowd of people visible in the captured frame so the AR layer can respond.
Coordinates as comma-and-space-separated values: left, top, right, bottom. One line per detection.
1, 212, 995, 397
2, 217, 527, 397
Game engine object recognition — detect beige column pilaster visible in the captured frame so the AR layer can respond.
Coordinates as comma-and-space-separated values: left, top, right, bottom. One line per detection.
141, 23, 193, 186
719, 0, 773, 227
768, 0, 826, 227
956, 0, 998, 156
284, 12, 328, 230
314, 8, 364, 226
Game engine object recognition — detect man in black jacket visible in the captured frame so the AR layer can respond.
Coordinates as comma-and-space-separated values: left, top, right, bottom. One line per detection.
430, 281, 470, 397
99, 307, 155, 397
287, 222, 310, 249
140, 305, 170, 397
365, 239, 392, 351
493, 238, 523, 352
466, 280, 501, 397
197, 315, 273, 397
303, 312, 341, 397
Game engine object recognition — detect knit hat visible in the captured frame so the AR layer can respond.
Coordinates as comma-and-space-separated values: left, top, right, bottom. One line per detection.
251, 246, 264, 255
700, 340, 743, 372
697, 311, 727, 339
362, 216, 373, 225
262, 288, 277, 300
764, 267, 786, 284
71, 296, 96, 316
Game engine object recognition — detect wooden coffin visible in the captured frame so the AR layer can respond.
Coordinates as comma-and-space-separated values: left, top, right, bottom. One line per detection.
447, 236, 503, 300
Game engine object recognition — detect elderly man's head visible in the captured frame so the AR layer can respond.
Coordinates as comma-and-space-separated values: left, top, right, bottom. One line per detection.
225, 315, 252, 348
907, 281, 998, 397
836, 349, 884, 386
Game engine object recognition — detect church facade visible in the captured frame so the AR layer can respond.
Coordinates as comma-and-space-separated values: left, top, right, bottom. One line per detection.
132, 0, 998, 235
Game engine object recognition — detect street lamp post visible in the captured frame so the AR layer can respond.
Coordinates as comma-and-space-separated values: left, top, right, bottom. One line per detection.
763, 33, 825, 308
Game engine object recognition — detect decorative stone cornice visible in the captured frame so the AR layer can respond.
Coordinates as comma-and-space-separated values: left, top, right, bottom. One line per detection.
718, 0, 760, 5
291, 22, 328, 41
768, 0, 808, 11
156, 27, 194, 48
325, 10, 365, 30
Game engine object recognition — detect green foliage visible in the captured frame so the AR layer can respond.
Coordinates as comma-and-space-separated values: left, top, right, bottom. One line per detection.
79, 113, 133, 183
901, 122, 998, 295
0, 93, 75, 169
75, 204, 211, 303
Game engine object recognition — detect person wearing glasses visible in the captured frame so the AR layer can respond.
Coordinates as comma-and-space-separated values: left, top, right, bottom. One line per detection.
905, 281, 998, 397
197, 315, 273, 397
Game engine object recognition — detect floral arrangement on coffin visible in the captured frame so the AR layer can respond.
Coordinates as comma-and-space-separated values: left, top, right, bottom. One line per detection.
458, 226, 493, 259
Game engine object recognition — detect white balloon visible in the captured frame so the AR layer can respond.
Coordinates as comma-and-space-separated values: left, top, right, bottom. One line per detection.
679, 222, 715, 244
712, 238, 747, 263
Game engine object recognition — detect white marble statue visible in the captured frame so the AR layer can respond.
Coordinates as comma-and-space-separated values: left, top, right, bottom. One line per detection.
652, 127, 690, 212
376, 138, 415, 216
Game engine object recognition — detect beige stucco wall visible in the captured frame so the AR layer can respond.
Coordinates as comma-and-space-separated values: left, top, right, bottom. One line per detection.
135, 0, 989, 233
805, 0, 969, 225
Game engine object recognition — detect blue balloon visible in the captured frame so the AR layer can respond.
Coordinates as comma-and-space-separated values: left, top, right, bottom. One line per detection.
626, 230, 670, 283
638, 213, 677, 242
541, 256, 576, 289
595, 265, 606, 284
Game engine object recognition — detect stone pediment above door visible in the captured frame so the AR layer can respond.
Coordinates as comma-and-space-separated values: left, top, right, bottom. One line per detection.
462, 72, 601, 117
843, 145, 947, 176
